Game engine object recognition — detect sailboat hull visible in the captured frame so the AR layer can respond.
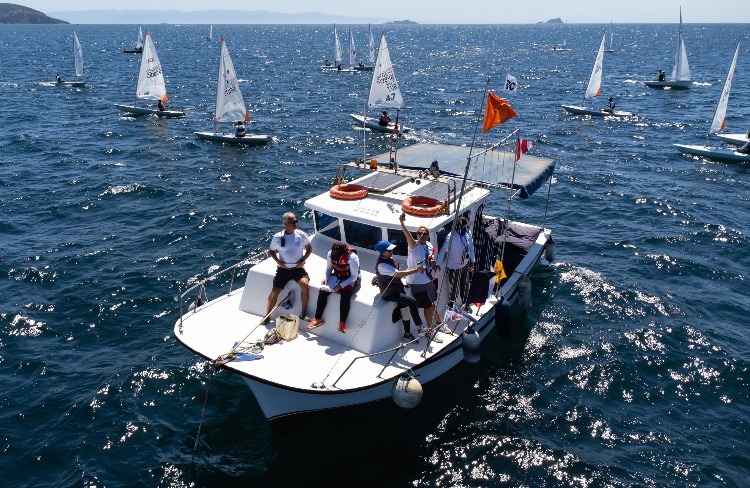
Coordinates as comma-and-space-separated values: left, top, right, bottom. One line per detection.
643, 80, 691, 90
354, 65, 374, 71
350, 114, 411, 133
195, 131, 272, 146
674, 144, 750, 162
123, 48, 142, 54
561, 105, 633, 117
41, 81, 85, 87
715, 133, 748, 146
114, 104, 185, 118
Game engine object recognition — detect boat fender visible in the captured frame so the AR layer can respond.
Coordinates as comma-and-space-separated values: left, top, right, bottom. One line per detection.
391, 373, 423, 409
329, 184, 368, 200
544, 238, 556, 262
517, 275, 532, 311
187, 297, 203, 312
401, 196, 447, 217
461, 325, 481, 364
494, 297, 511, 338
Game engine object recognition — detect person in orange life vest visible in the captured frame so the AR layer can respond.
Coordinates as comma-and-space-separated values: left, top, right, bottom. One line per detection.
265, 212, 312, 324
399, 213, 445, 340
374, 240, 425, 342
308, 242, 360, 333
157, 99, 166, 111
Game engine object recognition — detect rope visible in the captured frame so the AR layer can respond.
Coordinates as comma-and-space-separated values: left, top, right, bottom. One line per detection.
190, 363, 216, 465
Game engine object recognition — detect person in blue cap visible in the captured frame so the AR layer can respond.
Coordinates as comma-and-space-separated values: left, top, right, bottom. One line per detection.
374, 240, 425, 341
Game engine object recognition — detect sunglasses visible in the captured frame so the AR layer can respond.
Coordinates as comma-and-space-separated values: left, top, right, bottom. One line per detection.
284, 219, 297, 224
416, 231, 428, 236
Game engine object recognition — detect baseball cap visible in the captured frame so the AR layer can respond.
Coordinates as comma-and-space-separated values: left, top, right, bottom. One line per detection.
375, 240, 396, 253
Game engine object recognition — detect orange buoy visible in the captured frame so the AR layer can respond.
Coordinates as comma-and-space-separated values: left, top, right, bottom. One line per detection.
401, 196, 446, 217
329, 184, 368, 200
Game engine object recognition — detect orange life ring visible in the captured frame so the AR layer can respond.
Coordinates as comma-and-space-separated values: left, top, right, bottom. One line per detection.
401, 196, 446, 217
329, 184, 368, 200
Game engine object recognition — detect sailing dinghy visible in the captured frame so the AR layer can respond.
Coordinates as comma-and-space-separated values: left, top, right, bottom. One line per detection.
349, 32, 412, 133
115, 32, 185, 118
322, 24, 348, 71
674, 42, 750, 162
195, 38, 272, 146
123, 26, 144, 54
561, 31, 633, 117
604, 23, 614, 53
45, 30, 85, 88
644, 8, 691, 89
354, 24, 376, 71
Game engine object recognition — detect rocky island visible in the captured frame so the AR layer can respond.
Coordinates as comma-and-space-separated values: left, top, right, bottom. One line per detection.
0, 3, 67, 23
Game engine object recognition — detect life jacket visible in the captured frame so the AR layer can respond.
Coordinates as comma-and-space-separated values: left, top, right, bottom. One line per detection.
332, 248, 357, 280
375, 255, 404, 298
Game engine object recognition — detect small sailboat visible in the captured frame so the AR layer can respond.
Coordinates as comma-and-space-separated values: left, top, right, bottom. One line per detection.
322, 24, 346, 70
562, 32, 632, 117
123, 26, 144, 54
47, 30, 85, 87
207, 25, 213, 41
195, 38, 272, 146
348, 27, 358, 70
115, 32, 185, 118
355, 24, 376, 71
551, 39, 570, 52
349, 32, 411, 133
644, 8, 691, 89
604, 23, 614, 53
674, 42, 750, 162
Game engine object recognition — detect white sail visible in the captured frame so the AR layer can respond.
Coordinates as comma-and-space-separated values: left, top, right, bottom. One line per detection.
709, 42, 740, 135
208, 25, 213, 41
334, 24, 343, 65
214, 38, 249, 124
368, 24, 375, 65
73, 30, 83, 78
136, 27, 144, 50
671, 9, 691, 82
136, 32, 167, 102
584, 32, 607, 102
349, 27, 357, 68
367, 33, 405, 109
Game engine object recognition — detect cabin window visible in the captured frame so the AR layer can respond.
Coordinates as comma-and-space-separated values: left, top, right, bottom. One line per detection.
342, 219, 381, 251
385, 228, 410, 256
313, 211, 341, 240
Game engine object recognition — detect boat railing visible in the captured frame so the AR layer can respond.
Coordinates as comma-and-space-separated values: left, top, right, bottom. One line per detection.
177, 250, 268, 333
329, 336, 421, 389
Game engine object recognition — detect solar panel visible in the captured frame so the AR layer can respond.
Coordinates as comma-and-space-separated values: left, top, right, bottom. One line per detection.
411, 180, 455, 203
352, 172, 409, 193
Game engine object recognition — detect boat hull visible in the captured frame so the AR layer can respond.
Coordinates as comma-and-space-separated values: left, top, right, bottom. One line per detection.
195, 131, 272, 146
643, 80, 691, 90
114, 104, 185, 118
674, 143, 750, 162
715, 133, 748, 146
41, 81, 85, 87
561, 105, 633, 117
123, 48, 142, 54
349, 113, 412, 133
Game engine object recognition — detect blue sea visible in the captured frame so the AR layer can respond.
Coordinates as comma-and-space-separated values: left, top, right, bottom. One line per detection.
1, 22, 749, 487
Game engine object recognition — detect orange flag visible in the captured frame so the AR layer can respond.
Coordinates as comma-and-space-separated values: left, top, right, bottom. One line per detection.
482, 92, 518, 134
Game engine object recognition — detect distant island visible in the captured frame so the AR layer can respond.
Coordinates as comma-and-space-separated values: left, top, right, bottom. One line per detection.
545, 18, 564, 24
0, 3, 67, 23
385, 20, 418, 25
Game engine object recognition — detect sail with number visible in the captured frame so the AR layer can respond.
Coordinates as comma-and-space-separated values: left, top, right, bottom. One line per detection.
367, 24, 375, 65
73, 30, 83, 78
583, 32, 606, 104
671, 8, 691, 82
367, 33, 404, 109
214, 38, 249, 124
709, 42, 740, 135
136, 32, 167, 102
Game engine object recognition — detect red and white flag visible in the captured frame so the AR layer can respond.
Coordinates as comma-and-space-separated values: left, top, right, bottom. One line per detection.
515, 137, 536, 160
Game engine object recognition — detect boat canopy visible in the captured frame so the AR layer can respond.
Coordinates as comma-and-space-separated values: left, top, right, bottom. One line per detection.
372, 143, 554, 199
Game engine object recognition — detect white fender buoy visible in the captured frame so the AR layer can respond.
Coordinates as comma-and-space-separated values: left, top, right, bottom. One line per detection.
517, 275, 532, 311
187, 297, 203, 312
462, 326, 481, 364
188, 301, 196, 312
544, 238, 556, 262
391, 373, 423, 409
494, 297, 511, 337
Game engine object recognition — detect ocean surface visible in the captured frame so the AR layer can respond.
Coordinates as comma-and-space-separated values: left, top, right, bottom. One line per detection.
1, 22, 749, 487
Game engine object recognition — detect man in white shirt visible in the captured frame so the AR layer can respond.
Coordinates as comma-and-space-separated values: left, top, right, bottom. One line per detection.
437, 216, 475, 310
264, 212, 312, 323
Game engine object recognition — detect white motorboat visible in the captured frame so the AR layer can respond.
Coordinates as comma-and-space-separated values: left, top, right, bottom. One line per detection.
644, 8, 691, 90
675, 42, 747, 162
195, 37, 272, 146
174, 136, 556, 422
116, 31, 185, 118
562, 31, 632, 117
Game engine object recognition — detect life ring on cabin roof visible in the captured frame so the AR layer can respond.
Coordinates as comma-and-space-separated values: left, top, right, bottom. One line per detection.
401, 196, 447, 217
329, 184, 368, 200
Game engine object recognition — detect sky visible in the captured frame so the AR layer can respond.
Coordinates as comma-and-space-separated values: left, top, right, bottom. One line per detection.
19, 0, 748, 24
